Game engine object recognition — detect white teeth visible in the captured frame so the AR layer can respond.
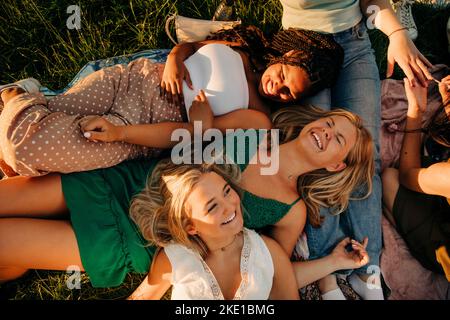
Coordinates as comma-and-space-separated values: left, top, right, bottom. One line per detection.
312, 133, 322, 150
222, 212, 236, 225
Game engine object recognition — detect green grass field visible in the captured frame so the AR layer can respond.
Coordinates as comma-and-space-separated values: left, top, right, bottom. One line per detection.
0, 0, 449, 300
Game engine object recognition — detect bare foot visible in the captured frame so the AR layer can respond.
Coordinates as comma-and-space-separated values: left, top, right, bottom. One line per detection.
1, 87, 25, 106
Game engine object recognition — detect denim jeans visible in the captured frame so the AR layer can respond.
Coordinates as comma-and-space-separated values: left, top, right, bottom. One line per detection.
301, 20, 382, 275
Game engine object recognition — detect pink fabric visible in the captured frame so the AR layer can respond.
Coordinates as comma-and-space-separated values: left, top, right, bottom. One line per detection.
380, 216, 449, 300
380, 64, 449, 171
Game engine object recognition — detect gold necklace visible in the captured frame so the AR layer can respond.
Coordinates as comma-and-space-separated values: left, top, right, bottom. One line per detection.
210, 232, 241, 252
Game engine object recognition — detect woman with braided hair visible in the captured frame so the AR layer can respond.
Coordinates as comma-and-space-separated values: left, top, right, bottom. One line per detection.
0, 25, 343, 176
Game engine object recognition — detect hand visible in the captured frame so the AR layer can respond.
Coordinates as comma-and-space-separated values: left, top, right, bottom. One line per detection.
404, 77, 427, 114
189, 90, 214, 132
160, 53, 193, 107
438, 75, 450, 106
387, 30, 433, 87
330, 237, 370, 271
80, 116, 124, 142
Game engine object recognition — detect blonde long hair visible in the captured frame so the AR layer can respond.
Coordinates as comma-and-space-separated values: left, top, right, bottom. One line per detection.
129, 158, 242, 258
272, 105, 375, 227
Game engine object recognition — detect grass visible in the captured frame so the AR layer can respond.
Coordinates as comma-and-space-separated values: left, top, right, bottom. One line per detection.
0, 0, 449, 300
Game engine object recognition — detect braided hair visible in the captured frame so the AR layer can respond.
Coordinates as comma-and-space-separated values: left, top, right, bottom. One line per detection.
266, 28, 344, 96
207, 24, 344, 97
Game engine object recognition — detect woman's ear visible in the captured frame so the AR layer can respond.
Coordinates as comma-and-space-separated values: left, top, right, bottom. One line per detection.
326, 161, 346, 172
185, 223, 197, 236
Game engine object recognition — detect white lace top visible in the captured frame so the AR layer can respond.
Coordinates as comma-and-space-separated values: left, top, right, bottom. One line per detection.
164, 228, 274, 300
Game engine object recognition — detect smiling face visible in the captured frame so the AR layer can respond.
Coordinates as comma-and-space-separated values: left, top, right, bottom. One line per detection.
258, 61, 311, 103
297, 115, 357, 172
184, 172, 243, 242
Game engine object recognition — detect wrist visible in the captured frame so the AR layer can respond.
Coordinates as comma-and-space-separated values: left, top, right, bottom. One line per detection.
387, 27, 408, 40
117, 125, 127, 142
324, 254, 341, 272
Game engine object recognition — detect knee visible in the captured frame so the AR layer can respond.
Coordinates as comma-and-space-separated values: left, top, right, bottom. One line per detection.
0, 267, 29, 283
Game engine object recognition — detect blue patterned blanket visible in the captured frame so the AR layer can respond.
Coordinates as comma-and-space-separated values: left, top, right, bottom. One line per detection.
40, 49, 170, 97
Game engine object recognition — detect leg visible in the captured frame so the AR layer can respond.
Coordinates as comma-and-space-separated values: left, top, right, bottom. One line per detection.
0, 173, 68, 218
331, 21, 383, 275
318, 274, 346, 300
47, 64, 125, 115
0, 91, 137, 176
299, 88, 331, 111
0, 218, 83, 282
381, 168, 400, 227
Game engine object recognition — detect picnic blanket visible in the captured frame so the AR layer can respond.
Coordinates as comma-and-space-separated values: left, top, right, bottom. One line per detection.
38, 51, 450, 299
39, 49, 170, 98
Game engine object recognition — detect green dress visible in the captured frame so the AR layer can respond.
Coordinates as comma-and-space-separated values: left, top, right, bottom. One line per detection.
61, 130, 301, 287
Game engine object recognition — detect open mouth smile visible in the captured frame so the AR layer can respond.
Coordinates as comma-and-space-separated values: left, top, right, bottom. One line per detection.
222, 212, 236, 225
311, 132, 323, 150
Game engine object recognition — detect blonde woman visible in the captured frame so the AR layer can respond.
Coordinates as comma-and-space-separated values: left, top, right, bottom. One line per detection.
126, 159, 299, 300
0, 106, 374, 296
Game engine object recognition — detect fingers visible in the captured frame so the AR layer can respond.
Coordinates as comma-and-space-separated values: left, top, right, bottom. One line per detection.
403, 77, 413, 91
416, 58, 433, 81
397, 60, 417, 87
194, 90, 206, 102
160, 81, 185, 107
350, 239, 369, 265
336, 237, 352, 249
80, 117, 104, 133
441, 75, 450, 82
185, 70, 193, 90
83, 130, 106, 142
419, 53, 433, 69
386, 52, 395, 78
409, 60, 427, 87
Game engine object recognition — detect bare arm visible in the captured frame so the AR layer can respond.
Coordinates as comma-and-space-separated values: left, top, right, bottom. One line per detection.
360, 0, 432, 86
398, 79, 450, 198
271, 200, 307, 256
162, 39, 246, 98
262, 235, 300, 300
81, 118, 195, 148
80, 96, 272, 147
127, 249, 172, 300
213, 109, 272, 131
293, 238, 369, 288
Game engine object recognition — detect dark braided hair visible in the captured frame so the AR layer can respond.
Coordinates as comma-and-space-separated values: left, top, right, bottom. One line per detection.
266, 28, 344, 96
207, 24, 344, 97
206, 24, 270, 71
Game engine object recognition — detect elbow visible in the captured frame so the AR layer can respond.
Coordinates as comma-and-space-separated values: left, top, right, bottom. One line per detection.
253, 111, 273, 130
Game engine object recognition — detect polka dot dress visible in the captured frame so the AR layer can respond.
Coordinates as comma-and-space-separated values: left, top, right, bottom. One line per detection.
0, 58, 185, 176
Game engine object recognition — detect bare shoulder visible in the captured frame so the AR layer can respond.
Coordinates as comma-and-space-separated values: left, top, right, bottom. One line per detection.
276, 199, 307, 227
152, 247, 172, 275
260, 234, 283, 255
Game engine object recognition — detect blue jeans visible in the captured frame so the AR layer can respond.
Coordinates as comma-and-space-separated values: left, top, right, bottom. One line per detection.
301, 20, 382, 275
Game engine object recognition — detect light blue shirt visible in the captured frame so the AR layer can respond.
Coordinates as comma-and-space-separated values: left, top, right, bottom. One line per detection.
280, 0, 363, 33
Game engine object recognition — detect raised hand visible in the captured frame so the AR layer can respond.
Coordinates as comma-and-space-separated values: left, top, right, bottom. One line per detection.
330, 237, 370, 271
387, 30, 433, 87
404, 77, 427, 115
